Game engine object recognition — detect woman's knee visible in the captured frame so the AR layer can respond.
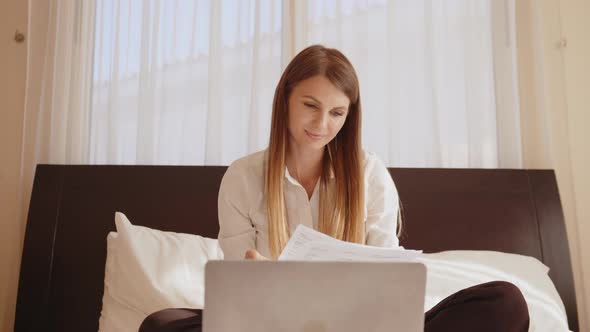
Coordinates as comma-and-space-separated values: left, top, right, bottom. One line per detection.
485, 281, 526, 302
138, 308, 202, 332
483, 281, 529, 320
139, 308, 182, 332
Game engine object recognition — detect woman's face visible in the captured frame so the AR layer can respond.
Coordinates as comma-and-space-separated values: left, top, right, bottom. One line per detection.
287, 75, 350, 151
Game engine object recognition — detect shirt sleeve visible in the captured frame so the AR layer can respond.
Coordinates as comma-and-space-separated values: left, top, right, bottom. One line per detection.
217, 161, 257, 260
364, 154, 401, 248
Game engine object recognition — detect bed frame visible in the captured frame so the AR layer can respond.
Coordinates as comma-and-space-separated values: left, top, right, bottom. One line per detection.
14, 165, 579, 331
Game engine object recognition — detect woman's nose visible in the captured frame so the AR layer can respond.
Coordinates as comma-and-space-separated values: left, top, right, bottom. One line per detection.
313, 112, 329, 129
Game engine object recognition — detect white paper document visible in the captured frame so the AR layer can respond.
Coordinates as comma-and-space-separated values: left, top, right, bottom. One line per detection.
278, 224, 422, 262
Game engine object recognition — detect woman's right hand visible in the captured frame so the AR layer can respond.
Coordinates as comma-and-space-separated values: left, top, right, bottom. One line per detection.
244, 248, 269, 260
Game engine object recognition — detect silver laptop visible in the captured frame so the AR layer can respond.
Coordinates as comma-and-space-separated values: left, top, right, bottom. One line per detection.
203, 261, 427, 332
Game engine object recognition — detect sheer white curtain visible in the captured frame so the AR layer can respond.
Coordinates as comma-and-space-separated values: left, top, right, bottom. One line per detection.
23, 0, 95, 166
25, 0, 522, 169
91, 0, 283, 165
21, 0, 525, 192
20, 0, 96, 224
294, 0, 522, 168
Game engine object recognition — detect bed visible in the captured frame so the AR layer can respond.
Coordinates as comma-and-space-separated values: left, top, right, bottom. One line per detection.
14, 165, 579, 331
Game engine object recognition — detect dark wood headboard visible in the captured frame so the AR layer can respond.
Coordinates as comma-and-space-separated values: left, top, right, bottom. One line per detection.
15, 165, 578, 331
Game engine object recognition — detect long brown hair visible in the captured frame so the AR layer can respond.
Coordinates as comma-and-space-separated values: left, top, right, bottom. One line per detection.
266, 45, 365, 258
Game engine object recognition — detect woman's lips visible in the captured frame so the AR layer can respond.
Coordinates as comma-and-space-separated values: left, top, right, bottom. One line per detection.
305, 130, 325, 140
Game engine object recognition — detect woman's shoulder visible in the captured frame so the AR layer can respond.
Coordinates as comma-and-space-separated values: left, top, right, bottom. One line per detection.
362, 149, 388, 173
223, 149, 267, 184
361, 149, 397, 184
228, 149, 266, 170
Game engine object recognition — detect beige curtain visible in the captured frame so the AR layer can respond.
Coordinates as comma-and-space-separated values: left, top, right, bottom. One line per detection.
516, 0, 588, 330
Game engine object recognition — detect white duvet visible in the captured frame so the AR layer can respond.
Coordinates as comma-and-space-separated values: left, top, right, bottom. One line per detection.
98, 213, 571, 332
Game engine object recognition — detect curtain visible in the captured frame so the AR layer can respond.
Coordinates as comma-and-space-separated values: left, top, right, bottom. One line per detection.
88, 0, 522, 168
20, 0, 529, 215
295, 0, 522, 168
20, 0, 96, 231
34, 0, 523, 169
91, 0, 283, 165
517, 0, 588, 329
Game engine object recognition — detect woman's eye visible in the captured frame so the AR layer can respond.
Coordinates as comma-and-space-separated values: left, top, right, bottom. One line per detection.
332, 112, 344, 117
304, 103, 317, 109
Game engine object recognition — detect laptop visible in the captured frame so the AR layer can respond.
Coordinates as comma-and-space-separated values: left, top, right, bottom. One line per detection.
203, 261, 427, 332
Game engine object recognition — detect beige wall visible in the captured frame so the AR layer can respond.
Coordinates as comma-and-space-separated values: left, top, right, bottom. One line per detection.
0, 0, 27, 331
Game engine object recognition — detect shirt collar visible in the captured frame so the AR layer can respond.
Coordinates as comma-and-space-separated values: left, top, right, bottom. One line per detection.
284, 165, 335, 186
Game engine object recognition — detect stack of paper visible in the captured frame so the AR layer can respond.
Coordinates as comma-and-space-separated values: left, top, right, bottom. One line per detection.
278, 224, 422, 262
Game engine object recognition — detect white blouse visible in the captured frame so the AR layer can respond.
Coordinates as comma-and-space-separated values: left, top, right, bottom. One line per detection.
217, 149, 400, 259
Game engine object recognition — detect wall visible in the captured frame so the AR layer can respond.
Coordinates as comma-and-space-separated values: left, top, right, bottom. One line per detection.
0, 0, 28, 331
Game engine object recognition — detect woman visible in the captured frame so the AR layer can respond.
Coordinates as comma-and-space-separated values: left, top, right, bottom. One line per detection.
140, 45, 529, 332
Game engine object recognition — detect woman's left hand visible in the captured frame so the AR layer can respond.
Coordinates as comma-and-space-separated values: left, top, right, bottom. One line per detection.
244, 248, 269, 260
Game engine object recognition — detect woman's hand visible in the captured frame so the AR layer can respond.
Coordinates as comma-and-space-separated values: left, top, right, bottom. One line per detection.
244, 248, 269, 260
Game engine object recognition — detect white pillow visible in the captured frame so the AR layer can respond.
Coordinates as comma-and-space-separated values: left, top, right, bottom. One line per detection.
99, 232, 146, 332
418, 251, 570, 332
98, 212, 223, 332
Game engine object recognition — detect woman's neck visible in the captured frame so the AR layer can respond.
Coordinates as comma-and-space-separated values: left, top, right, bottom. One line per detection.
285, 144, 324, 185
